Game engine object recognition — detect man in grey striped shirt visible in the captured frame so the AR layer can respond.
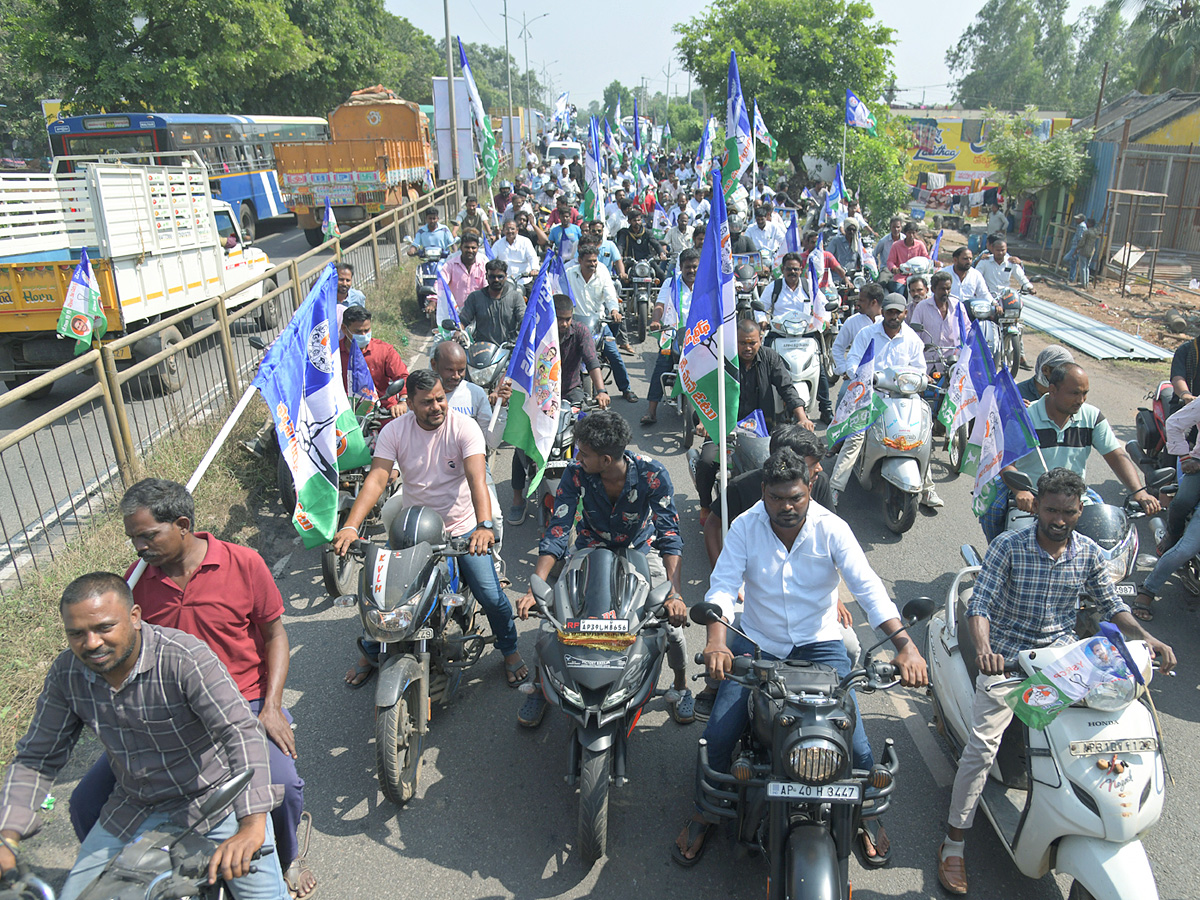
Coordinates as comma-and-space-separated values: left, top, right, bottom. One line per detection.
0, 572, 287, 900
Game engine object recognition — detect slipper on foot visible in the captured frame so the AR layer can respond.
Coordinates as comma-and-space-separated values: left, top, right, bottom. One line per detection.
857, 818, 891, 868
345, 661, 376, 689
671, 817, 715, 868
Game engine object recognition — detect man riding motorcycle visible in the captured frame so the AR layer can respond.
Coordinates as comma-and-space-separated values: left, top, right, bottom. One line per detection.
938, 467, 1175, 895
458, 258, 526, 347
616, 208, 667, 282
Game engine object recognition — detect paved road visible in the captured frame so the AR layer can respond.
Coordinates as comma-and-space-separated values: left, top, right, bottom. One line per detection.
15, 329, 1200, 900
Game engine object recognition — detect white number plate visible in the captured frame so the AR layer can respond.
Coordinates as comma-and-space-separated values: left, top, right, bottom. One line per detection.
774, 337, 814, 353
1114, 581, 1137, 596
766, 781, 861, 802
412, 627, 434, 640
1069, 738, 1156, 757
574, 618, 629, 633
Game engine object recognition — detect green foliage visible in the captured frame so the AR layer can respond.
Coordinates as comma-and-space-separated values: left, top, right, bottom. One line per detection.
602, 80, 635, 122
375, 14, 440, 106
5, 0, 315, 114
982, 107, 1094, 196
0, 1, 65, 161
438, 40, 544, 113
667, 98, 704, 145
1133, 0, 1200, 92
946, 0, 1155, 117
674, 0, 895, 168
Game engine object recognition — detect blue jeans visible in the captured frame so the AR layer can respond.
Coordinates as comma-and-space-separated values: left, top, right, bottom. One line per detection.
362, 527, 518, 658
1143, 507, 1200, 597
1167, 470, 1200, 540
647, 348, 676, 403
69, 702, 305, 871
60, 810, 288, 900
695, 632, 872, 814
600, 325, 631, 393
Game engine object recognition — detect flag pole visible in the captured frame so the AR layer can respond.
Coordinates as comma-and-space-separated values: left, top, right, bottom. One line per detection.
715, 168, 731, 542
841, 121, 847, 182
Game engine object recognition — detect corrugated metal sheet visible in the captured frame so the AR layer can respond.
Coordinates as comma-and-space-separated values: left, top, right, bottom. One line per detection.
1021, 296, 1172, 361
1076, 141, 1117, 223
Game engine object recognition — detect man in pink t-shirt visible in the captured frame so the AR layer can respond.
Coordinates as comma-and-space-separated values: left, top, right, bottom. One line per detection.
331, 369, 526, 688
885, 221, 929, 272
442, 232, 487, 312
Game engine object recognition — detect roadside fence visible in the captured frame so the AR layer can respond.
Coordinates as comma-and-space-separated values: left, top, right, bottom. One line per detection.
0, 174, 485, 595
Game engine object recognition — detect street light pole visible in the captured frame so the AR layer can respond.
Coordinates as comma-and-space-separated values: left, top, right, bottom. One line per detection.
502, 0, 514, 164
443, 0, 459, 185
514, 12, 549, 123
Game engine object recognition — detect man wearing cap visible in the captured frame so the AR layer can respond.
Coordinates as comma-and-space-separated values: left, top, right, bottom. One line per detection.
829, 293, 942, 509
1017, 346, 1074, 404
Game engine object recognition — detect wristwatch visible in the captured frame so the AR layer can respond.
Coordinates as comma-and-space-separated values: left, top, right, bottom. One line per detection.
479, 520, 494, 531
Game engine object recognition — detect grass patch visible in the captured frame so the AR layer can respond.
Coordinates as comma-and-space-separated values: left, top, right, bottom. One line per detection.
362, 258, 428, 355
0, 397, 274, 763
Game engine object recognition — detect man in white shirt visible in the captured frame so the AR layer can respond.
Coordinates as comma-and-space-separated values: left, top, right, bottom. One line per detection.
832, 283, 884, 378
664, 210, 692, 256
987, 203, 1007, 236
492, 219, 539, 278
944, 247, 992, 303
759, 252, 833, 421
830, 293, 942, 509
642, 248, 700, 424
746, 205, 786, 262
975, 237, 1032, 297
673, 446, 928, 866
566, 243, 636, 402
667, 192, 689, 227
687, 186, 711, 225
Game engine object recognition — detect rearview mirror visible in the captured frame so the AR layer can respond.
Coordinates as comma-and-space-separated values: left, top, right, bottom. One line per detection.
689, 602, 725, 626
1000, 469, 1034, 495
530, 574, 553, 607
825, 301, 841, 312
248, 336, 267, 351
1148, 467, 1176, 490
751, 300, 767, 312
441, 319, 459, 331
385, 378, 406, 399
1125, 440, 1147, 465
199, 768, 253, 820
902, 597, 936, 623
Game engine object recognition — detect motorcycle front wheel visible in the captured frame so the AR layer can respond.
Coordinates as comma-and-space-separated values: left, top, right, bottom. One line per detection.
578, 745, 611, 867
883, 482, 918, 534
635, 299, 649, 344
376, 680, 424, 805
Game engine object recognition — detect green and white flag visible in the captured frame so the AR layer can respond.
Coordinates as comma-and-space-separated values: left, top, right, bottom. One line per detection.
500, 254, 562, 493
722, 51, 754, 200
826, 341, 886, 445
252, 263, 372, 548
678, 168, 739, 434
752, 100, 778, 161
458, 39, 499, 190
56, 247, 106, 356
582, 117, 605, 223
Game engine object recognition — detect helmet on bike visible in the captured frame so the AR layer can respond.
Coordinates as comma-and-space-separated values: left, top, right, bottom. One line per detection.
728, 215, 746, 233
389, 506, 447, 550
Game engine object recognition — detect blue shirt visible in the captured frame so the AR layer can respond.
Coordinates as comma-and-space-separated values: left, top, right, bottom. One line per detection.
596, 239, 621, 274
540, 451, 683, 559
413, 223, 455, 251
548, 223, 583, 261
968, 526, 1127, 663
341, 287, 367, 308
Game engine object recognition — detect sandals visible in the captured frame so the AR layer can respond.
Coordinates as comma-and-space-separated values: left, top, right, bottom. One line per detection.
667, 688, 695, 724
692, 688, 717, 722
1132, 597, 1156, 622
671, 815, 715, 867
344, 659, 376, 689
640, 413, 657, 426
857, 817, 891, 868
505, 656, 530, 688
284, 811, 318, 900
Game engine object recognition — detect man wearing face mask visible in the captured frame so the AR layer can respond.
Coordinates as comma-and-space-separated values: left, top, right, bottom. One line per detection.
339, 307, 409, 416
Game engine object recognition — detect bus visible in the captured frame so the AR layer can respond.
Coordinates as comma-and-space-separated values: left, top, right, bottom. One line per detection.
47, 113, 329, 239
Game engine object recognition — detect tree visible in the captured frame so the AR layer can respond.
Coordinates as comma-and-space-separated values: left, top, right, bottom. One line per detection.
982, 106, 1094, 197
674, 0, 895, 171
945, 0, 1063, 110
667, 98, 703, 145
375, 14, 439, 105
4, 0, 314, 114
1133, 1, 1200, 92
0, 0, 67, 162
602, 80, 634, 122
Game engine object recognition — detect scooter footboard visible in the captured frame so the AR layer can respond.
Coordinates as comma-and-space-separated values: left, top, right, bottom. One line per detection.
1054, 836, 1158, 900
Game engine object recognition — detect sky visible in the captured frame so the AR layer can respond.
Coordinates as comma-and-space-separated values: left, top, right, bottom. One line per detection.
392, 0, 1096, 112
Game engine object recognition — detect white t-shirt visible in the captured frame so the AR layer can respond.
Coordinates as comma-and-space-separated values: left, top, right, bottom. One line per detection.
446, 381, 506, 450
373, 410, 486, 535
493, 234, 539, 277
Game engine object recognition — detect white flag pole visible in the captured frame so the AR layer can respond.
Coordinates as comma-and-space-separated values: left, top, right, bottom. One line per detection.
717, 302, 730, 543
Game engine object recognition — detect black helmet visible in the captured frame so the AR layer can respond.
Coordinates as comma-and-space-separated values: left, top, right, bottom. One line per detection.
389, 506, 447, 550
735, 262, 757, 282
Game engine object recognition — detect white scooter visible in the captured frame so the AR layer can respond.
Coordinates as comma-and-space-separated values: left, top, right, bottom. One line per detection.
927, 544, 1167, 900
759, 299, 840, 420
850, 365, 932, 534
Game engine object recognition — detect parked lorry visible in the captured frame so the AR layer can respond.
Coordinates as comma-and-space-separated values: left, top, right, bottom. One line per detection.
274, 86, 435, 246
0, 152, 276, 398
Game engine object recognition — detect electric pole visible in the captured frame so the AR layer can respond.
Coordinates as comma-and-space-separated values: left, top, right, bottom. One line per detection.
502, 0, 514, 164
443, 0, 459, 184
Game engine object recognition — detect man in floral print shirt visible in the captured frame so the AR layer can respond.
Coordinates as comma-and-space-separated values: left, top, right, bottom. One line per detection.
515, 410, 693, 726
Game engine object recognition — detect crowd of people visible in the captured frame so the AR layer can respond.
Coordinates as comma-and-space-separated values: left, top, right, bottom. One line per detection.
0, 137, 1190, 900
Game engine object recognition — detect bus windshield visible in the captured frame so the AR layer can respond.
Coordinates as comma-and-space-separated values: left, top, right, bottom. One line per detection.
63, 132, 157, 157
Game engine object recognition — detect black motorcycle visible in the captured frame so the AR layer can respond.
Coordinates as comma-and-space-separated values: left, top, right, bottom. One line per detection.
690, 598, 933, 900
528, 549, 672, 867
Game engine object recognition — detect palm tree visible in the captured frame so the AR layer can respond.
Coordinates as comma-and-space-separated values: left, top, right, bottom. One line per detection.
1131, 0, 1200, 91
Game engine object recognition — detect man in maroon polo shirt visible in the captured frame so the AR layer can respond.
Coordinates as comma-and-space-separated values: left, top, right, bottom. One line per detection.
67, 479, 316, 899
340, 306, 409, 416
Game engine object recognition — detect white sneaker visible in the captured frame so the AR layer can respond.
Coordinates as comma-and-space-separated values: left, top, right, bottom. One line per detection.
829, 489, 840, 510
921, 488, 945, 509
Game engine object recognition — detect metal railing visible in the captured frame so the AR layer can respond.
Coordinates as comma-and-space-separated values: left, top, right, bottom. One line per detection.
0, 174, 485, 594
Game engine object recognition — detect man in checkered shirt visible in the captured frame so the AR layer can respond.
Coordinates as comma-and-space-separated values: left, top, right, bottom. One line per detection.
0, 572, 287, 900
936, 468, 1175, 896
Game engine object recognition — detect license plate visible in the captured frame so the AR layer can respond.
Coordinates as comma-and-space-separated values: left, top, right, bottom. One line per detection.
1069, 738, 1156, 756
1114, 582, 1137, 596
412, 627, 434, 640
563, 618, 629, 634
774, 337, 811, 352
766, 781, 861, 802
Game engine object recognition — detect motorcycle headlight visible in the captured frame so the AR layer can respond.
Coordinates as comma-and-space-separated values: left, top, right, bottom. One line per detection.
1104, 530, 1137, 582
1083, 677, 1136, 712
545, 671, 583, 708
367, 604, 415, 635
602, 682, 636, 710
476, 362, 499, 385
785, 737, 845, 785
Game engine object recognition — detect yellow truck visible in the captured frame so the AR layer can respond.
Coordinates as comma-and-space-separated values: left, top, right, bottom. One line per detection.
274, 87, 435, 246
0, 153, 276, 398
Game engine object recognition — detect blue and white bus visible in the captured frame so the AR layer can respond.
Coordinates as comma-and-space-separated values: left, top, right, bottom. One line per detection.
47, 113, 329, 239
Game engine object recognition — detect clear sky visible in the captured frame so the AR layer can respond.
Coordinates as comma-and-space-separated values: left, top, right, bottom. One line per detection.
392, 0, 1096, 112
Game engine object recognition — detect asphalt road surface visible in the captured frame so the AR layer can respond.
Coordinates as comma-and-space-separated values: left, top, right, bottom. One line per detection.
13, 327, 1200, 900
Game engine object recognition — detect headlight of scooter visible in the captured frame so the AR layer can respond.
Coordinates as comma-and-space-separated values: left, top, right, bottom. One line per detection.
895, 371, 926, 394
785, 737, 845, 785
1083, 677, 1136, 712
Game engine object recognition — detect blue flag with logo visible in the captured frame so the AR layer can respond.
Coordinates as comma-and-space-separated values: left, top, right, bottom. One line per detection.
736, 409, 769, 438
346, 334, 377, 407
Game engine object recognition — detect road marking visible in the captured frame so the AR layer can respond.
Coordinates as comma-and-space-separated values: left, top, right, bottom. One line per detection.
887, 688, 956, 788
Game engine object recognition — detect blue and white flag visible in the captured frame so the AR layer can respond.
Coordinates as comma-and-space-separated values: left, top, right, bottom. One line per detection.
435, 265, 460, 328
695, 116, 717, 175
736, 409, 770, 438
554, 91, 570, 126
322, 196, 340, 242
721, 51, 753, 199
785, 212, 801, 255
845, 89, 878, 134
964, 368, 1039, 515
56, 247, 106, 355
827, 341, 886, 444
501, 253, 562, 493
479, 229, 495, 261
931, 228, 944, 264
603, 118, 623, 163
252, 264, 371, 547
346, 335, 378, 408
